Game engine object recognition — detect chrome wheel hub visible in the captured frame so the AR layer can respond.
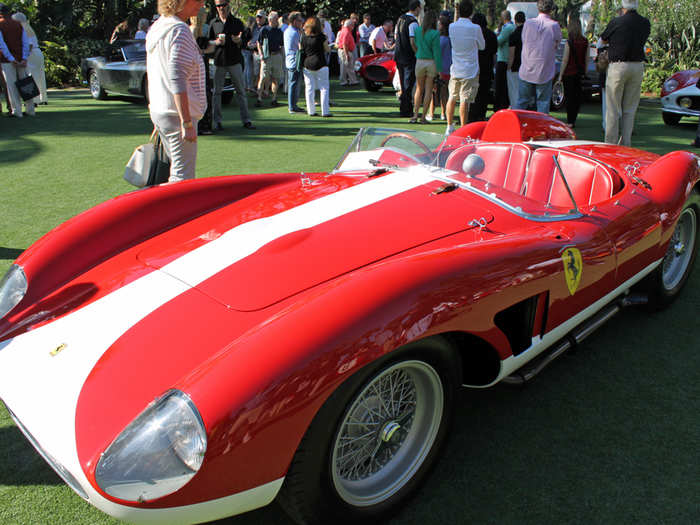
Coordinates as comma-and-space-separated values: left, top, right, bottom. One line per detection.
662, 207, 697, 291
331, 360, 443, 507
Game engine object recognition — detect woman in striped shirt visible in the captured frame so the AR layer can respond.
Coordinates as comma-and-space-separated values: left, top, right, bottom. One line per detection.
146, 0, 206, 181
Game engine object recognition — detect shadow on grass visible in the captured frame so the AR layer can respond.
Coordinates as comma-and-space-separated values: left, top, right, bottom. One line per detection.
0, 247, 24, 261
0, 424, 63, 486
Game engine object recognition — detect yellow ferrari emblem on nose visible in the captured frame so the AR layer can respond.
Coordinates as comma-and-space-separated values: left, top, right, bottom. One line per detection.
562, 247, 583, 295
50, 343, 67, 357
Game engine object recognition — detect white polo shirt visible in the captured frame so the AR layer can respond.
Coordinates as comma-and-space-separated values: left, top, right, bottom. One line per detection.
449, 17, 485, 80
369, 26, 388, 51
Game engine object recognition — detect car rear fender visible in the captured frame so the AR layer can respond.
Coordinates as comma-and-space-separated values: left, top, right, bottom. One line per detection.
6, 174, 300, 326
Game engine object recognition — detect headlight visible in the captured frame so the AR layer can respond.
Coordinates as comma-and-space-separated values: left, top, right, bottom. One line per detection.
0, 264, 27, 320
663, 78, 679, 93
354, 60, 362, 72
679, 97, 692, 109
95, 390, 206, 502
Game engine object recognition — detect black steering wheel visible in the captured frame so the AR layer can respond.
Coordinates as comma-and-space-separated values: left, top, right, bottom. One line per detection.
379, 132, 433, 157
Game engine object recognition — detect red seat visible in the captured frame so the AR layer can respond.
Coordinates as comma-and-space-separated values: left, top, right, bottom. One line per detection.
444, 143, 531, 193
523, 149, 617, 208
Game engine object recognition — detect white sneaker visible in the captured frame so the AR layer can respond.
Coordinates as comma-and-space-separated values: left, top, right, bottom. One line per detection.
440, 114, 446, 121
445, 124, 455, 135
425, 114, 433, 121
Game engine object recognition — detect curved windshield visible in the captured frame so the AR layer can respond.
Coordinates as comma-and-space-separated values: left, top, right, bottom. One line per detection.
333, 128, 622, 222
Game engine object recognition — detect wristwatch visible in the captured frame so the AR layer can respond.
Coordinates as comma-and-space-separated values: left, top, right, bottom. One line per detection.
182, 120, 193, 129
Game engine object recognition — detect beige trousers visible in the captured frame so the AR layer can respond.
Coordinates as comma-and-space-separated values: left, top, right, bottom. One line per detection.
605, 61, 644, 147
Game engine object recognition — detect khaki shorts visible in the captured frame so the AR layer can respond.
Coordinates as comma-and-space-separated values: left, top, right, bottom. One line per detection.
449, 76, 479, 103
415, 59, 437, 78
262, 53, 283, 81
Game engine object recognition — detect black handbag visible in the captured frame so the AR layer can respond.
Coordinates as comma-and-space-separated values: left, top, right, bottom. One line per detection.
146, 132, 171, 186
15, 75, 39, 101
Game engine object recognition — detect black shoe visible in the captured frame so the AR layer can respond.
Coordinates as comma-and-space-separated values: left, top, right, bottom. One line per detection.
199, 128, 213, 136
270, 99, 278, 107
214, 122, 223, 132
254, 100, 262, 107
243, 121, 256, 129
322, 113, 333, 117
692, 139, 700, 148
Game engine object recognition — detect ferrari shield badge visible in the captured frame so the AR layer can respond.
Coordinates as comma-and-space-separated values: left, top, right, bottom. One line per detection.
561, 247, 583, 295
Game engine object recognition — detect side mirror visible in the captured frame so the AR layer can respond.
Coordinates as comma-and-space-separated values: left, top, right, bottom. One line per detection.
462, 154, 485, 177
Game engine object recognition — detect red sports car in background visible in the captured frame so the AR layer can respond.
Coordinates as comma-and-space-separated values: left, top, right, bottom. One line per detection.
660, 69, 700, 126
0, 110, 698, 525
355, 51, 396, 92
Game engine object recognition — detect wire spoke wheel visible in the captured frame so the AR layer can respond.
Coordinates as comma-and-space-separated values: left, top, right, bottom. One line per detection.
662, 206, 697, 291
330, 360, 444, 507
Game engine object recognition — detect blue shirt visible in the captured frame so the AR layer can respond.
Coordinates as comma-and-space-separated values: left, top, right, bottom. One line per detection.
284, 25, 301, 69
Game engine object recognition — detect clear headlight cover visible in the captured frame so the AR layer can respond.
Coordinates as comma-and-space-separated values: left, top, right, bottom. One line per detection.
663, 78, 679, 93
0, 264, 27, 320
354, 60, 362, 72
95, 390, 207, 502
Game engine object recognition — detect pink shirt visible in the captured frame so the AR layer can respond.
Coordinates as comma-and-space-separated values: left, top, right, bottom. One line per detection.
336, 27, 356, 52
519, 13, 562, 84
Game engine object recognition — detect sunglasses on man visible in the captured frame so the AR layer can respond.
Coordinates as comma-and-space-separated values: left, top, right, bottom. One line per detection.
215, 3, 228, 8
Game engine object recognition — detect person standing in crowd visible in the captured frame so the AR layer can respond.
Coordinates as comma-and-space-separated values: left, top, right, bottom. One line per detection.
0, 3, 34, 118
317, 9, 335, 61
284, 11, 304, 114
369, 20, 394, 54
468, 12, 497, 122
557, 14, 588, 128
507, 11, 525, 109
337, 19, 358, 86
411, 9, 440, 123
427, 13, 452, 121
11, 12, 46, 105
494, 10, 514, 110
301, 16, 331, 117
601, 0, 650, 146
248, 10, 268, 96
395, 0, 422, 118
256, 11, 284, 107
596, 36, 608, 132
110, 20, 130, 43
208, 0, 254, 131
0, 31, 11, 113
516, 0, 561, 113
146, 0, 206, 181
358, 13, 374, 57
445, 0, 484, 133
242, 16, 256, 93
189, 7, 213, 135
135, 18, 150, 39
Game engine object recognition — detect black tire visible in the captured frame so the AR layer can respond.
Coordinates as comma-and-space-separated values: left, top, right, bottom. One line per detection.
222, 90, 233, 105
363, 78, 382, 92
643, 191, 699, 310
662, 111, 682, 126
89, 70, 107, 100
277, 337, 460, 525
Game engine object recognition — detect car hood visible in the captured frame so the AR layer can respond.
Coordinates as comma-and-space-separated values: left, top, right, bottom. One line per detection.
137, 167, 494, 311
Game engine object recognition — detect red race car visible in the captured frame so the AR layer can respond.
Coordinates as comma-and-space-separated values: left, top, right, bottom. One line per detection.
0, 110, 698, 525
355, 51, 396, 92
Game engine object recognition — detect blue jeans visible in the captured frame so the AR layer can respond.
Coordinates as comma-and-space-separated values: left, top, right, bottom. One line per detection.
516, 78, 553, 113
242, 50, 253, 90
287, 68, 301, 111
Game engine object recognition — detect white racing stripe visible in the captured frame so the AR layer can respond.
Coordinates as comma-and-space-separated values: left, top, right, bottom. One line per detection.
0, 167, 435, 519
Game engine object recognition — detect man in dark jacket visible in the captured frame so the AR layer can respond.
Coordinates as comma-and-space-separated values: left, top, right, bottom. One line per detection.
209, 1, 254, 130
0, 3, 34, 117
601, 0, 650, 146
394, 0, 422, 117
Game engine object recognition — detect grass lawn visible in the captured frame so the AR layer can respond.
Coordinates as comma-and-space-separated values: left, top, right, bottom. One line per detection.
0, 85, 699, 525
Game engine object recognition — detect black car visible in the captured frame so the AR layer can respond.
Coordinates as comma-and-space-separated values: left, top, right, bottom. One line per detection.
82, 40, 234, 104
